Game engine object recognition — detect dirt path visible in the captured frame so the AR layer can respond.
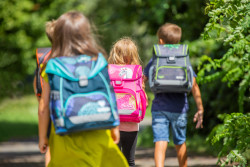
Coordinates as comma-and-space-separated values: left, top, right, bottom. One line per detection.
0, 139, 219, 167
135, 147, 218, 167
0, 139, 44, 167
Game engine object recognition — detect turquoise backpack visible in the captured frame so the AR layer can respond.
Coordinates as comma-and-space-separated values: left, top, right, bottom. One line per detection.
45, 53, 119, 135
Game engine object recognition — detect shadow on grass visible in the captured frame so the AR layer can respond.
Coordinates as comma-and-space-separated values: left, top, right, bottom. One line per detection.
0, 121, 38, 142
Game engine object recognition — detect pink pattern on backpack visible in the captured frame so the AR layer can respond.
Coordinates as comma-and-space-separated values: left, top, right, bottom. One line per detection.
108, 64, 147, 123
116, 94, 136, 110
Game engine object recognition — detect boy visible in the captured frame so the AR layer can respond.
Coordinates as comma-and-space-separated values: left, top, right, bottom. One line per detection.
144, 23, 204, 167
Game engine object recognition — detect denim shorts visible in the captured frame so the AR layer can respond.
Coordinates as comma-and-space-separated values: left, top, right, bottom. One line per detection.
151, 111, 187, 145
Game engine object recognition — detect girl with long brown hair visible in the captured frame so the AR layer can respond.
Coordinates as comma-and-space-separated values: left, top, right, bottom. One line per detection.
38, 11, 128, 167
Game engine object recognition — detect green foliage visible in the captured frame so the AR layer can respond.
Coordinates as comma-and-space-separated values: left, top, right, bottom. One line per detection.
0, 0, 100, 98
200, 0, 250, 112
207, 113, 250, 166
145, 91, 154, 117
185, 38, 239, 135
137, 126, 154, 148
92, 0, 209, 65
202, 1, 250, 165
0, 0, 209, 98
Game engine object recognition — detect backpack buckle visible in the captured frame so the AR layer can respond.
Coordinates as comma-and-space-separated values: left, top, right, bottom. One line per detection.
167, 56, 175, 63
115, 80, 122, 85
79, 76, 88, 87
113, 80, 123, 88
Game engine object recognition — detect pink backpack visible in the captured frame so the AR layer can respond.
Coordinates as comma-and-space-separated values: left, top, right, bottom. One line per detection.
108, 64, 147, 123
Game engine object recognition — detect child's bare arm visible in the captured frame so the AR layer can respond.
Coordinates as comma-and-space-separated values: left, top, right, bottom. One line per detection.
38, 80, 50, 153
191, 77, 204, 129
111, 126, 120, 144
33, 76, 36, 94
33, 76, 41, 102
143, 75, 148, 83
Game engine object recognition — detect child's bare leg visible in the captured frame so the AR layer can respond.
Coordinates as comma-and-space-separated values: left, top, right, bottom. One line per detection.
175, 142, 187, 167
45, 147, 51, 167
154, 141, 168, 167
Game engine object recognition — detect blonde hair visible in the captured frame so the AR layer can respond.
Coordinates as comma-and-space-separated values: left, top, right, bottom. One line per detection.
108, 37, 141, 65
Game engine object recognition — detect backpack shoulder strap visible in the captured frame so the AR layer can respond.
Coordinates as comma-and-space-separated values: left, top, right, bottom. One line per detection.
35, 48, 51, 97
132, 65, 142, 79
36, 48, 51, 65
183, 44, 189, 55
153, 44, 161, 56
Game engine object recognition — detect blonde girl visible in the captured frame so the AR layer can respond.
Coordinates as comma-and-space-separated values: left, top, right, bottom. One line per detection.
38, 11, 128, 167
108, 37, 146, 167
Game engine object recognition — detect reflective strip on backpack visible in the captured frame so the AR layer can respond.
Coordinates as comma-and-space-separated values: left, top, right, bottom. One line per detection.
68, 113, 112, 124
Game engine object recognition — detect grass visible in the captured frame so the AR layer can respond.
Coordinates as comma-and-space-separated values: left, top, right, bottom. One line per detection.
0, 92, 154, 142
0, 95, 39, 142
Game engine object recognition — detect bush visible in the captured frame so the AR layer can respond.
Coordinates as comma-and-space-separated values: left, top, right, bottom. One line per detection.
207, 113, 250, 166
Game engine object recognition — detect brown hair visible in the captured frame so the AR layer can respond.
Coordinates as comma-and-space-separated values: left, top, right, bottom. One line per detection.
157, 23, 182, 44
108, 37, 141, 65
45, 20, 56, 43
50, 11, 106, 59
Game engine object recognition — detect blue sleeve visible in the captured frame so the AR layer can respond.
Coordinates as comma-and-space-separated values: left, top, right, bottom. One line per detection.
143, 58, 153, 77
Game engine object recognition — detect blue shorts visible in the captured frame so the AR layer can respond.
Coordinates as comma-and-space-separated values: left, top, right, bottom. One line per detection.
151, 111, 187, 145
